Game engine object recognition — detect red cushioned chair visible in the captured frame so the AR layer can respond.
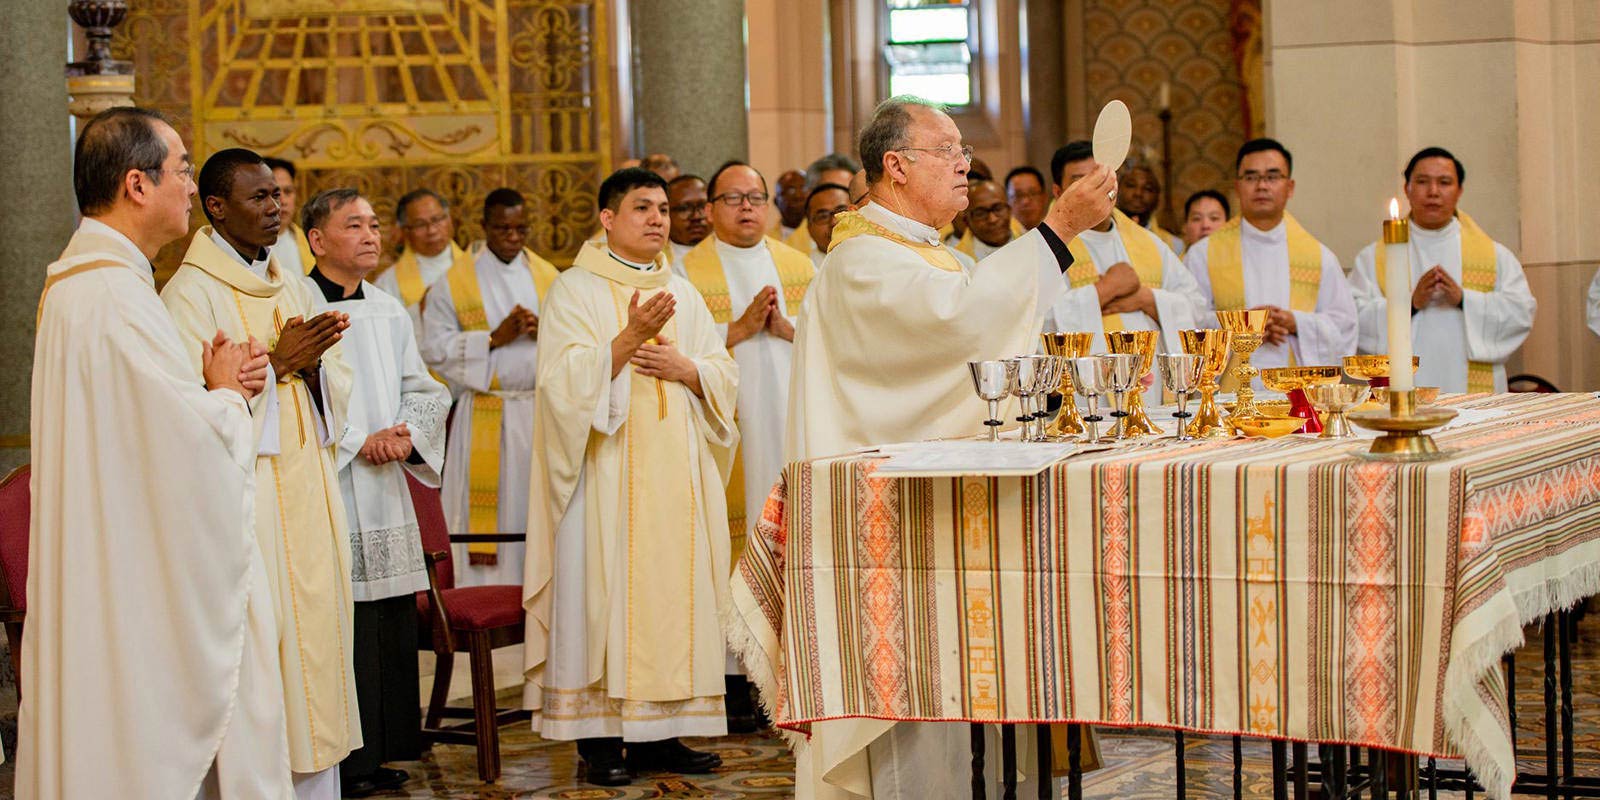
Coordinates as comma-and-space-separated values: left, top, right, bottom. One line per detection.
407, 472, 529, 783
0, 464, 29, 700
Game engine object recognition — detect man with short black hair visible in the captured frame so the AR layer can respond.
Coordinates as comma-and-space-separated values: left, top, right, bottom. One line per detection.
164, 147, 359, 800
421, 187, 560, 586
524, 167, 739, 787
1117, 161, 1184, 253
265, 156, 317, 274
954, 176, 1015, 260
666, 174, 711, 270
802, 182, 851, 268
1182, 189, 1230, 249
804, 152, 861, 191
774, 169, 808, 237
375, 187, 468, 338
1349, 147, 1534, 392
1183, 137, 1357, 373
1004, 165, 1049, 231
24, 105, 286, 800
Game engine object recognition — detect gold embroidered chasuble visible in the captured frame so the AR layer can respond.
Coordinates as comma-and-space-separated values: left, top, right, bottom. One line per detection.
524, 242, 740, 736
161, 229, 360, 772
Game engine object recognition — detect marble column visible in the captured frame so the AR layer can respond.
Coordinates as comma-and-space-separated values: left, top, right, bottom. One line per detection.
628, 0, 748, 179
1267, 0, 1600, 391
0, 4, 76, 473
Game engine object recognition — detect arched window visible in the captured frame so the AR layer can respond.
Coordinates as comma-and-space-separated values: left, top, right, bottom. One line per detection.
883, 0, 974, 107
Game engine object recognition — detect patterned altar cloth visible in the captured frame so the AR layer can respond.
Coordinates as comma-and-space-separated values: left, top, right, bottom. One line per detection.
728, 393, 1600, 798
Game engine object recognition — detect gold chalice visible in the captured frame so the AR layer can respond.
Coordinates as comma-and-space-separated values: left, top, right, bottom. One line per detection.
1303, 384, 1370, 439
1178, 328, 1234, 439
1215, 309, 1269, 420
1259, 366, 1341, 435
1341, 355, 1420, 386
1041, 332, 1095, 437
1104, 330, 1161, 438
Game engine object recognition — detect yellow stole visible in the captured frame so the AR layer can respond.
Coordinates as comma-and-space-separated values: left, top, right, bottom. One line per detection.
783, 223, 816, 254
681, 235, 814, 554
1376, 211, 1498, 392
1205, 213, 1323, 314
286, 223, 317, 276
447, 248, 561, 557
387, 242, 471, 308
829, 210, 965, 272
1062, 209, 1165, 332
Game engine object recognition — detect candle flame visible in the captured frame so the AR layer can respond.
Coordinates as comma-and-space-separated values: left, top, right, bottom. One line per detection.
1389, 197, 1400, 220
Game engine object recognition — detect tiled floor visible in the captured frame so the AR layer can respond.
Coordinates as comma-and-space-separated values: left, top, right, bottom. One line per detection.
1, 616, 1596, 798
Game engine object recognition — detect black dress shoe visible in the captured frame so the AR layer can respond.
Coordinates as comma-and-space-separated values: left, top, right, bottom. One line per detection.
582, 756, 633, 787
626, 738, 723, 774
341, 767, 410, 797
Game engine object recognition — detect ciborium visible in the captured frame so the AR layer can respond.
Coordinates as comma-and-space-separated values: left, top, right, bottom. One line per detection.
1178, 328, 1234, 439
1259, 365, 1341, 434
1303, 383, 1369, 439
1341, 355, 1420, 388
1041, 332, 1095, 437
1216, 309, 1269, 421
1104, 330, 1161, 438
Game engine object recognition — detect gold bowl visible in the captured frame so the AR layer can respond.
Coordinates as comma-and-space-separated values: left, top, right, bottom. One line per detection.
1259, 366, 1341, 392
1370, 386, 1441, 406
1231, 415, 1307, 438
1224, 399, 1293, 417
1342, 355, 1420, 383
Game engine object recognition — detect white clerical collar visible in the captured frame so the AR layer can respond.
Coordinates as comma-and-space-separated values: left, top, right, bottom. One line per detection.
606, 247, 656, 272
78, 217, 152, 272
861, 201, 943, 246
210, 228, 272, 277
1081, 220, 1118, 242
415, 246, 455, 273
1410, 216, 1459, 241
479, 247, 525, 271
713, 236, 767, 256
1242, 217, 1287, 242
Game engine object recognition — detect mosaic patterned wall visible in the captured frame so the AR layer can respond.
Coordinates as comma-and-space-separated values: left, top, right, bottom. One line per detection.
1081, 0, 1263, 228
114, 0, 613, 277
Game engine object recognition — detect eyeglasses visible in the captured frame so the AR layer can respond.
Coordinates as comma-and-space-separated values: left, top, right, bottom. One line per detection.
896, 143, 975, 164
807, 205, 848, 224
403, 213, 451, 231
1008, 188, 1046, 202
1238, 171, 1288, 186
670, 201, 710, 216
711, 191, 769, 208
144, 164, 196, 182
968, 204, 1010, 221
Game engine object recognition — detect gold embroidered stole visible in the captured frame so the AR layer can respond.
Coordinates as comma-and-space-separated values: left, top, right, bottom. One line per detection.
1206, 213, 1323, 365
1376, 211, 1498, 392
783, 223, 816, 254
829, 210, 965, 272
1064, 209, 1165, 332
389, 242, 470, 308
681, 235, 813, 555
447, 248, 561, 556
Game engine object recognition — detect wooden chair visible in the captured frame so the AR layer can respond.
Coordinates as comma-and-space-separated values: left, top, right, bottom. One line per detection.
1508, 373, 1561, 393
0, 464, 29, 699
407, 473, 530, 783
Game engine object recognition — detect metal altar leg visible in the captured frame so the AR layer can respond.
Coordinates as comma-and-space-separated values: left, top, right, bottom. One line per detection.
1561, 609, 1575, 799
1036, 725, 1053, 800
1272, 740, 1288, 800
971, 723, 986, 800
1371, 748, 1388, 800
1327, 745, 1347, 800
1067, 724, 1083, 800
1506, 651, 1518, 751
1546, 617, 1558, 800
1175, 730, 1187, 800
1426, 757, 1438, 800
1001, 724, 1017, 800
1233, 735, 1243, 800
1292, 742, 1308, 800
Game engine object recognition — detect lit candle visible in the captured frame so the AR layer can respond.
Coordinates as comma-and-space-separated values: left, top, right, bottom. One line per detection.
1159, 81, 1171, 111
1383, 197, 1414, 393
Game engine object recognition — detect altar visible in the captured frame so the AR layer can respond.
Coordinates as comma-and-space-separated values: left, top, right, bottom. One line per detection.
729, 392, 1600, 799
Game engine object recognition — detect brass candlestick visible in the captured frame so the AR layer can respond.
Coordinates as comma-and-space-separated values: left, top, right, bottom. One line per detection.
1347, 388, 1457, 461
1104, 330, 1161, 438
1178, 328, 1234, 439
1041, 332, 1095, 437
1216, 309, 1269, 423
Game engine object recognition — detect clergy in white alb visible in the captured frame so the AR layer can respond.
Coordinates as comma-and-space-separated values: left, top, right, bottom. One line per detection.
19, 107, 291, 800
302, 189, 450, 792
162, 148, 360, 799
770, 96, 1116, 800
954, 177, 1016, 262
666, 174, 711, 277
419, 187, 560, 587
801, 182, 851, 270
1044, 141, 1202, 403
266, 156, 316, 275
682, 162, 813, 731
1117, 163, 1185, 254
1183, 138, 1357, 374
1349, 148, 1534, 393
374, 188, 471, 341
522, 167, 739, 787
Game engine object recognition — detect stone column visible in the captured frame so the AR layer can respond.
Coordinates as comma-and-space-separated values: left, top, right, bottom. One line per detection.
0, 4, 76, 473
746, 0, 830, 182
1267, 0, 1600, 391
628, 0, 748, 179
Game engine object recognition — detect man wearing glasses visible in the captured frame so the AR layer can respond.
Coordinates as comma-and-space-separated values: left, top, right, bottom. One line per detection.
775, 95, 1115, 799
954, 176, 1017, 260
665, 174, 712, 273
421, 188, 561, 587
376, 188, 470, 339
681, 162, 813, 732
802, 182, 851, 268
1183, 137, 1357, 374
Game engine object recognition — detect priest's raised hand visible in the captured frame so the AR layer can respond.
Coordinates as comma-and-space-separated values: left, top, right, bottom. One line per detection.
271, 309, 348, 376
1045, 161, 1118, 241
610, 288, 675, 378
